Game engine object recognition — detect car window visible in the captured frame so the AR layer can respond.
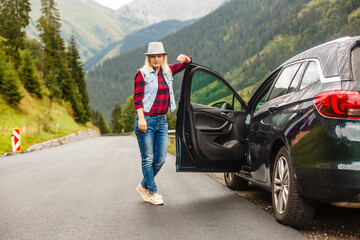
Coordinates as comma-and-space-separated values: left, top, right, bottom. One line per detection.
190, 70, 241, 110
287, 63, 306, 94
351, 45, 360, 81
300, 61, 320, 89
252, 70, 281, 114
254, 87, 270, 113
268, 63, 301, 101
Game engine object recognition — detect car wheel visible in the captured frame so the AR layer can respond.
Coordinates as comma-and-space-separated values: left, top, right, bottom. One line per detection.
272, 147, 316, 228
224, 172, 249, 190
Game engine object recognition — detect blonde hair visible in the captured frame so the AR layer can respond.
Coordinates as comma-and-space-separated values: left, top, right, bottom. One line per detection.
142, 55, 172, 77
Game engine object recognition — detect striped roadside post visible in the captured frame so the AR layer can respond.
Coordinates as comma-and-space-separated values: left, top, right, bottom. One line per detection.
12, 128, 21, 153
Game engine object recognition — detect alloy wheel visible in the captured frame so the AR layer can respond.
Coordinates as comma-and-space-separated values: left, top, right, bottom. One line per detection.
273, 156, 289, 214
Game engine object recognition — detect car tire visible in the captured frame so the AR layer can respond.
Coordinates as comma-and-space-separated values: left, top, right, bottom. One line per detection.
272, 147, 316, 228
224, 172, 249, 190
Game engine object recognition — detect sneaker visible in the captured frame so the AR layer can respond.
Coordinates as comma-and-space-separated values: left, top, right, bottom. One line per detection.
150, 193, 164, 205
136, 184, 150, 202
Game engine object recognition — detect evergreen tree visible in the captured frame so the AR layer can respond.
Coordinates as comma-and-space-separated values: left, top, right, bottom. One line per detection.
0, 48, 5, 88
0, 63, 23, 104
92, 110, 110, 134
122, 95, 135, 132
67, 33, 91, 123
0, 49, 22, 104
97, 113, 110, 134
20, 50, 42, 98
110, 102, 124, 133
36, 0, 68, 97
91, 110, 99, 126
46, 69, 62, 98
36, 0, 87, 124
0, 0, 31, 66
58, 61, 75, 102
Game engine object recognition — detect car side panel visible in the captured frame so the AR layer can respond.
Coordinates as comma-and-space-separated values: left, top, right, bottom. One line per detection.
291, 110, 360, 202
247, 81, 344, 189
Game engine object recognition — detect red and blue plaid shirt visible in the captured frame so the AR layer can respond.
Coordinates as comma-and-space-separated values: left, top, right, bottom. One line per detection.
134, 58, 191, 115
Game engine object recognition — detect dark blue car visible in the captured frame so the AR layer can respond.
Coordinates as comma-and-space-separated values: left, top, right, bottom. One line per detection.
176, 36, 360, 228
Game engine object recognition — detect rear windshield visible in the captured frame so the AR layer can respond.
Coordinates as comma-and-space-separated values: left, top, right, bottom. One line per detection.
352, 44, 360, 81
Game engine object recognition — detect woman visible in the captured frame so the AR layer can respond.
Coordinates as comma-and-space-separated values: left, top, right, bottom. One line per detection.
134, 42, 191, 205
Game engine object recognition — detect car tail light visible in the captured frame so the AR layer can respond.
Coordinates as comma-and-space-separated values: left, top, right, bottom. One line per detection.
314, 90, 360, 119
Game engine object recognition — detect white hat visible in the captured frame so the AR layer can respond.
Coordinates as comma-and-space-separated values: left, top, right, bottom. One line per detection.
145, 42, 167, 55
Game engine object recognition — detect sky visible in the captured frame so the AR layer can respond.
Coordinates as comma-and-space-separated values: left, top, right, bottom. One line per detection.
93, 0, 134, 10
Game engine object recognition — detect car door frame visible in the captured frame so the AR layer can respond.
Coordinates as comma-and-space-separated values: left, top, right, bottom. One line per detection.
176, 63, 248, 172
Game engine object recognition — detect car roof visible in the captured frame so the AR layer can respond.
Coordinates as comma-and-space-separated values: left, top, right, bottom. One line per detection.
281, 36, 360, 81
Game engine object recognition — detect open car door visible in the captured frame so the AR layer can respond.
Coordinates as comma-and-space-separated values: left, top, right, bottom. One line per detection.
176, 64, 247, 172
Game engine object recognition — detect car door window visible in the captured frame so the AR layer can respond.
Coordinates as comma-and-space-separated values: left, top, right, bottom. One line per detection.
190, 70, 242, 110
254, 85, 271, 113
300, 61, 320, 89
268, 63, 302, 101
232, 96, 243, 111
251, 69, 281, 114
288, 63, 306, 94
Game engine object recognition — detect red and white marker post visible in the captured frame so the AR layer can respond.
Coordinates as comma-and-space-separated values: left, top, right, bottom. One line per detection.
12, 128, 21, 153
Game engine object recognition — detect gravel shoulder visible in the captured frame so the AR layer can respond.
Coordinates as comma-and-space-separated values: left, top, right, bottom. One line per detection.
206, 173, 360, 240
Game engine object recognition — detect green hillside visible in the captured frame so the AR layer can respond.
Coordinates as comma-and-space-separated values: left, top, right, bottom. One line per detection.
0, 0, 95, 154
0, 88, 91, 155
26, 0, 142, 62
86, 0, 360, 121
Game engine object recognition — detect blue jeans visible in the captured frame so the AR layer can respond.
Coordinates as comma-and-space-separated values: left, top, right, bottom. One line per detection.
134, 115, 168, 195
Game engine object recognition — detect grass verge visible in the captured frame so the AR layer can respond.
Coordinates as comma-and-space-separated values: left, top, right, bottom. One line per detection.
0, 92, 94, 155
168, 142, 176, 155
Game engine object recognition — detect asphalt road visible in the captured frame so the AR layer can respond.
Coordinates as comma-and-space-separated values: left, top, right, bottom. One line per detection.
0, 136, 306, 240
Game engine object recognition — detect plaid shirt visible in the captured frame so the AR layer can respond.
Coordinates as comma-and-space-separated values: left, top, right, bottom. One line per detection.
134, 58, 191, 115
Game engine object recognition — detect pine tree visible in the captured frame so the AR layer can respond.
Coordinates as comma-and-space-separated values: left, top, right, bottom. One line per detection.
36, 0, 67, 96
0, 63, 23, 104
0, 48, 5, 88
110, 102, 124, 133
58, 63, 85, 123
98, 114, 110, 134
36, 0, 87, 124
20, 50, 42, 98
67, 33, 91, 123
122, 95, 135, 132
91, 110, 99, 126
91, 110, 109, 133
0, 0, 31, 66
46, 69, 62, 98
0, 49, 22, 104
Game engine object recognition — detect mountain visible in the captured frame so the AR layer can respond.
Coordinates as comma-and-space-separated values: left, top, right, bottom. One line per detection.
84, 19, 195, 71
26, 0, 227, 62
86, 0, 360, 121
117, 0, 229, 26
26, 0, 140, 61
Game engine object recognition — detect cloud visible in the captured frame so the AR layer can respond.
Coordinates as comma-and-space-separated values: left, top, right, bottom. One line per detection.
93, 0, 134, 10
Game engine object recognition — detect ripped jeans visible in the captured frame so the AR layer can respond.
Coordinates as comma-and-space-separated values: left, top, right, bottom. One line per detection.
134, 114, 168, 195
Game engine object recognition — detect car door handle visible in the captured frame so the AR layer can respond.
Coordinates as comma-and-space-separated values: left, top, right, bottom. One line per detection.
197, 121, 232, 133
269, 106, 279, 113
220, 112, 234, 122
221, 112, 229, 117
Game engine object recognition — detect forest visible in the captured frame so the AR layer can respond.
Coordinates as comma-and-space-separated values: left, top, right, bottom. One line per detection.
86, 0, 360, 120
0, 0, 93, 153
